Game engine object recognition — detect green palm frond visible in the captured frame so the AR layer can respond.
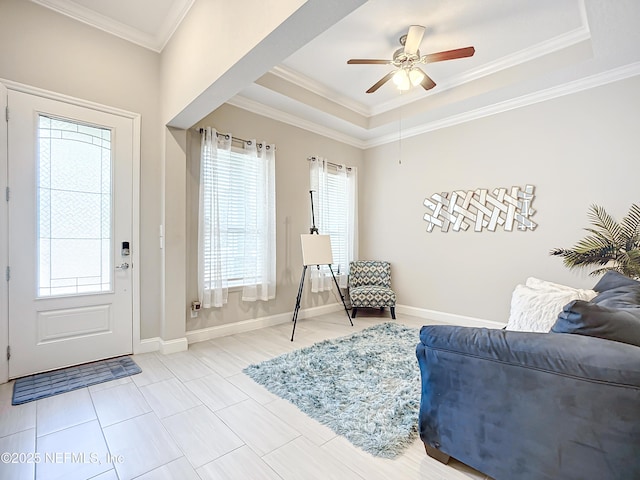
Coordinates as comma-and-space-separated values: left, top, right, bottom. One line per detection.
621, 203, 640, 245
622, 249, 640, 278
587, 204, 621, 244
627, 249, 640, 263
550, 203, 640, 279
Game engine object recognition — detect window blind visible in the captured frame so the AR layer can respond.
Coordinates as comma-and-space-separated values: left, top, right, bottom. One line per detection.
202, 149, 265, 287
322, 168, 349, 274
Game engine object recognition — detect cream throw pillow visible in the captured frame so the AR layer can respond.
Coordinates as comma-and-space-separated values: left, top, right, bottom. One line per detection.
506, 278, 597, 332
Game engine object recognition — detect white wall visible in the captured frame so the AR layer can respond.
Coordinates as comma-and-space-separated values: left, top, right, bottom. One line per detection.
360, 75, 640, 323
187, 104, 364, 331
160, 0, 305, 125
0, 0, 164, 339
160, 0, 366, 128
158, 0, 367, 341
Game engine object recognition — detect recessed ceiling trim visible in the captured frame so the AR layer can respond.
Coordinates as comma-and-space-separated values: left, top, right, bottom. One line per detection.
367, 61, 640, 148
369, 25, 592, 116
30, 0, 194, 52
457, 26, 591, 84
270, 65, 371, 117
230, 62, 639, 150
227, 95, 367, 149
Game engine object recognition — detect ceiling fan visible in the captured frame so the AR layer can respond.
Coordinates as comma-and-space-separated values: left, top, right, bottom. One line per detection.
347, 25, 475, 93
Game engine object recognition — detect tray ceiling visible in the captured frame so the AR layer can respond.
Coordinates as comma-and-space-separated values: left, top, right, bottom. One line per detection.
32, 0, 640, 148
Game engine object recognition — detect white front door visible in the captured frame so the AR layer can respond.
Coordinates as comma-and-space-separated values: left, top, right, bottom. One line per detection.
7, 90, 134, 378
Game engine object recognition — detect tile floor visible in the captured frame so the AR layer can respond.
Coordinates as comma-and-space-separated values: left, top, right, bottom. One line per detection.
0, 312, 492, 480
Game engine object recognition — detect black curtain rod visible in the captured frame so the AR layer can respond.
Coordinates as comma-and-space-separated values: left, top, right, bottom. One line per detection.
307, 156, 352, 172
198, 128, 248, 145
198, 128, 275, 150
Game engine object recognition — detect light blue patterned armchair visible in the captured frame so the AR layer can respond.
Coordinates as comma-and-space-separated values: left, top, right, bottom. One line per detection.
348, 261, 396, 319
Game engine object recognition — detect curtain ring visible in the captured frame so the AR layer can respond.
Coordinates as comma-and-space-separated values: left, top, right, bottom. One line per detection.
246, 140, 252, 146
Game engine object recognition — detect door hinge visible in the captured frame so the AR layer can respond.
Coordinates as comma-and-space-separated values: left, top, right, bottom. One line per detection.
5, 266, 9, 282
5, 186, 9, 202
6, 346, 10, 361
5, 105, 8, 122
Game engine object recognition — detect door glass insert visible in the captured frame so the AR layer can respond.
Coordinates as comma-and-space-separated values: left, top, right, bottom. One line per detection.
38, 115, 112, 297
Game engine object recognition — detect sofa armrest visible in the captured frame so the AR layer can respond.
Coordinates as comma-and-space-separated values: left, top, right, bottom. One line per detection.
417, 325, 640, 480
419, 325, 640, 387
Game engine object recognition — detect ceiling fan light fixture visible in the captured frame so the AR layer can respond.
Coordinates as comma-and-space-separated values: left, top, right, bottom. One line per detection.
392, 68, 411, 91
409, 67, 425, 86
349, 25, 475, 94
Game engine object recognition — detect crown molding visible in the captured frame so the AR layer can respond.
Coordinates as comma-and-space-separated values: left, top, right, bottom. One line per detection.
227, 62, 640, 150
252, 26, 592, 139
31, 0, 194, 52
269, 65, 371, 117
370, 25, 592, 116
226, 95, 367, 149
463, 25, 591, 81
367, 61, 640, 148
157, 0, 196, 52
266, 23, 591, 120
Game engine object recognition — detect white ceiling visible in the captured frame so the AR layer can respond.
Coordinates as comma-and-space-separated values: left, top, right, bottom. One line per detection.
32, 0, 640, 148
31, 0, 195, 52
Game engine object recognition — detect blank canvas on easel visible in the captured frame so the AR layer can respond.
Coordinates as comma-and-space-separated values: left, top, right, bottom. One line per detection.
291, 233, 351, 341
300, 234, 333, 266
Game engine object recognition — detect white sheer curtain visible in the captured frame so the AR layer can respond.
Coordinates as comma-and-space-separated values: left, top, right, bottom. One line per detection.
240, 140, 276, 302
308, 157, 358, 292
198, 127, 276, 308
198, 127, 230, 307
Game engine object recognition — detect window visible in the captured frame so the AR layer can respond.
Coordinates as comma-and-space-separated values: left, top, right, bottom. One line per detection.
309, 157, 358, 289
198, 128, 276, 307
38, 115, 112, 297
202, 149, 261, 287
317, 168, 349, 273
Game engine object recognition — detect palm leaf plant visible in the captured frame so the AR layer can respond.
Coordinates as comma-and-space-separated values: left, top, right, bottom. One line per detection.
550, 204, 640, 279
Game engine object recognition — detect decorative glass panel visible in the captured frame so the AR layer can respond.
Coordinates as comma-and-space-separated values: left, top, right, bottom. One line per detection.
38, 115, 112, 297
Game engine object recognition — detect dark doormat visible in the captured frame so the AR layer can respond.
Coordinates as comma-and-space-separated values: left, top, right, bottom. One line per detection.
12, 356, 142, 405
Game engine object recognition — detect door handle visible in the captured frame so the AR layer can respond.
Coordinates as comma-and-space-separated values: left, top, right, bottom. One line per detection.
115, 262, 130, 270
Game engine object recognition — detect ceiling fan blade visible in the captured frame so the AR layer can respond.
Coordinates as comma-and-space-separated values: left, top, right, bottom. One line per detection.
419, 69, 436, 90
404, 25, 426, 55
347, 59, 391, 65
422, 46, 475, 63
366, 71, 395, 93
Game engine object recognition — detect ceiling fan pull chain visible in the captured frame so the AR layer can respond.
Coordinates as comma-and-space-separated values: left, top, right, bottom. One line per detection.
398, 106, 402, 165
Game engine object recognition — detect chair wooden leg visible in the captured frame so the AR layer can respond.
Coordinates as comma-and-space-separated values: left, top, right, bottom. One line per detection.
424, 444, 450, 464
390, 306, 396, 319
352, 307, 358, 318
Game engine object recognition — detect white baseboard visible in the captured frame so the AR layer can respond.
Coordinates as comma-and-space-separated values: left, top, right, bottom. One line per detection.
396, 304, 506, 329
137, 302, 504, 352
186, 302, 343, 344
135, 336, 189, 355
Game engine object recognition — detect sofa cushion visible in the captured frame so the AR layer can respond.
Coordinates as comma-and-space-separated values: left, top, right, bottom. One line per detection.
593, 270, 640, 292
419, 324, 640, 385
551, 299, 640, 347
506, 279, 596, 333
593, 284, 640, 308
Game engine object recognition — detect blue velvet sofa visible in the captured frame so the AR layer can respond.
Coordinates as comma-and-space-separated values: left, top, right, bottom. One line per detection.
416, 272, 640, 480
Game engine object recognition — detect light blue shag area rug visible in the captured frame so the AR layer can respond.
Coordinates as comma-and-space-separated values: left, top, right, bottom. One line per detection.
243, 322, 421, 458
